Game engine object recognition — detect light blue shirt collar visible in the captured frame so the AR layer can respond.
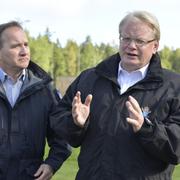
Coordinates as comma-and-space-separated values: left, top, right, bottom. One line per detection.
0, 68, 26, 83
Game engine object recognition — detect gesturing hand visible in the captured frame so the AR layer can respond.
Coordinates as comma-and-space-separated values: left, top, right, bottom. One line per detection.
72, 91, 93, 128
125, 96, 144, 132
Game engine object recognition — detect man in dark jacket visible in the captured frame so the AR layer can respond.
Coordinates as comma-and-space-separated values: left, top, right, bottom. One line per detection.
0, 21, 71, 180
53, 11, 180, 180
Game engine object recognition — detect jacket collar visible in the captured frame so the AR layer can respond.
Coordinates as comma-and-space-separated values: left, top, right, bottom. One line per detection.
27, 61, 52, 82
20, 61, 52, 94
95, 53, 120, 86
95, 52, 163, 90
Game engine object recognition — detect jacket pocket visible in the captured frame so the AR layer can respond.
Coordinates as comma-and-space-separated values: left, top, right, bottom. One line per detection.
10, 132, 30, 158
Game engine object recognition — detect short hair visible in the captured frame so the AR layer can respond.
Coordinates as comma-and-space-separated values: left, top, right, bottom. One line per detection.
119, 11, 160, 41
0, 21, 23, 48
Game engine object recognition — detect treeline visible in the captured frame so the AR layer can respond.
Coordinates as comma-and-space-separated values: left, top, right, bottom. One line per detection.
27, 28, 180, 83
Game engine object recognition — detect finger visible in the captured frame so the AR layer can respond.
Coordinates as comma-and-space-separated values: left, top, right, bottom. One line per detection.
128, 96, 142, 113
84, 94, 93, 107
34, 174, 43, 180
126, 117, 139, 127
34, 174, 45, 180
72, 102, 82, 123
72, 91, 81, 106
126, 101, 140, 119
34, 166, 43, 177
34, 169, 47, 180
72, 100, 78, 114
76, 91, 81, 104
72, 106, 79, 120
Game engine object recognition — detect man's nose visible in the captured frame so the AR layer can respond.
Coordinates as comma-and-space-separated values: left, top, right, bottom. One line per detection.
20, 45, 28, 54
128, 39, 137, 47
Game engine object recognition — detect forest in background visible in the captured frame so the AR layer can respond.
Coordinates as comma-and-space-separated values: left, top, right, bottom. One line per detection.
27, 28, 180, 86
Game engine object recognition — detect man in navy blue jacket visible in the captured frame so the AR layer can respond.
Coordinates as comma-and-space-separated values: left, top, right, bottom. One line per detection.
0, 21, 71, 180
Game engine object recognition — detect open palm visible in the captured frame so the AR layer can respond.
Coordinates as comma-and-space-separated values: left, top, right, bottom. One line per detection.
72, 91, 93, 128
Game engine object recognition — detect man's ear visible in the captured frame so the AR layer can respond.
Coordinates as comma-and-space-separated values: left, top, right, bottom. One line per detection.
152, 41, 159, 54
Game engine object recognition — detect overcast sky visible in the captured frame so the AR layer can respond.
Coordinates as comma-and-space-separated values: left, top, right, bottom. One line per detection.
1, 0, 180, 49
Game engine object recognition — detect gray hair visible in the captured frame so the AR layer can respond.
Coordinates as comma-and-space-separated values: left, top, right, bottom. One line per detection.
119, 11, 160, 41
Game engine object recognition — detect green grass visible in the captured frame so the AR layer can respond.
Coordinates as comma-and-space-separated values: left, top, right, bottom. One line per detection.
48, 147, 180, 180
52, 148, 79, 180
173, 165, 180, 180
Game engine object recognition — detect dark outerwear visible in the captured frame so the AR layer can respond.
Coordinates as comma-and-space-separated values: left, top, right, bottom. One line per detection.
0, 61, 71, 180
53, 52, 180, 180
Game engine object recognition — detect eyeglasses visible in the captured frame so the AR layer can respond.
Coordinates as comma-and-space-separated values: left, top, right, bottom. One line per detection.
120, 36, 155, 47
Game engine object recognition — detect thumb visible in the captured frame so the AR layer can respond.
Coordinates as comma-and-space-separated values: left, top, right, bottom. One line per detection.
84, 94, 93, 107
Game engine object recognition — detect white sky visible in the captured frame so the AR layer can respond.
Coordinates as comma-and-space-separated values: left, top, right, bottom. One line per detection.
0, 0, 180, 49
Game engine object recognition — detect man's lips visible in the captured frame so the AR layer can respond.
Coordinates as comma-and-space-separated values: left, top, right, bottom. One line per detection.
126, 52, 138, 57
19, 57, 29, 61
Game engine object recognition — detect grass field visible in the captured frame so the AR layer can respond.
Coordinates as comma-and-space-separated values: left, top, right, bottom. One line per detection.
49, 148, 180, 180
52, 148, 79, 180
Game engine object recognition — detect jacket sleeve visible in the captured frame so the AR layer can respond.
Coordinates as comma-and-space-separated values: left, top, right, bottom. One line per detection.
50, 71, 93, 148
44, 85, 72, 173
44, 127, 72, 173
136, 97, 180, 165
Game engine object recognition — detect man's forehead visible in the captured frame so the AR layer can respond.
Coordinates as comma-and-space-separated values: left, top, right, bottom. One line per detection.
1, 27, 27, 41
